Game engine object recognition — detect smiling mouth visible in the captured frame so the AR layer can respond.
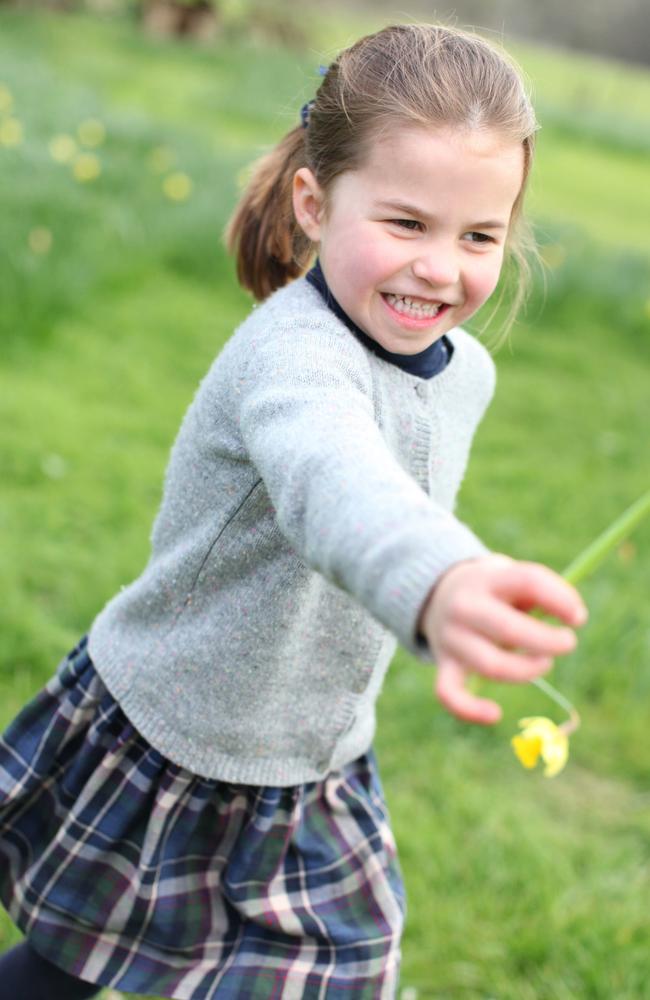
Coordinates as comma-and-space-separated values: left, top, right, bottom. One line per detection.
382, 293, 448, 320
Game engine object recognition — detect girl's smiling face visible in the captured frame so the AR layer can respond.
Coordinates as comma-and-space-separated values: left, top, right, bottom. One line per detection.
293, 126, 525, 354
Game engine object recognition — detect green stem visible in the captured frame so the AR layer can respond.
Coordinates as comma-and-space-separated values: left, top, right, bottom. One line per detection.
531, 676, 581, 732
532, 676, 576, 717
529, 488, 650, 729
560, 488, 650, 586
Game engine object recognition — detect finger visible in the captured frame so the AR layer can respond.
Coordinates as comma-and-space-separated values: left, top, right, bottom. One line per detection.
435, 659, 502, 725
494, 562, 588, 627
442, 626, 553, 683
465, 598, 578, 656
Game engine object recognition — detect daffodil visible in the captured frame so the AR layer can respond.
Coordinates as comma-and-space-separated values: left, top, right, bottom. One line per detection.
148, 145, 175, 173
0, 117, 23, 147
0, 84, 13, 114
512, 716, 570, 777
77, 118, 106, 148
49, 134, 78, 163
28, 227, 53, 255
163, 171, 192, 201
512, 677, 580, 777
73, 153, 101, 182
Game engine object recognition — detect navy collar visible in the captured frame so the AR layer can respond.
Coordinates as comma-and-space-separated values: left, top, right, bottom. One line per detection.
306, 260, 453, 380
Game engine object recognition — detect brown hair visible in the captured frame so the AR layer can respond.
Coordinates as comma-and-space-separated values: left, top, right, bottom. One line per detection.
225, 23, 539, 328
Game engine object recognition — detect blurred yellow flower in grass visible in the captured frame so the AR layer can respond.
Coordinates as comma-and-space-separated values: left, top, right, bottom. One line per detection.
512, 717, 570, 777
617, 540, 636, 564
149, 145, 175, 173
49, 134, 78, 163
0, 117, 23, 148
0, 84, 14, 114
73, 153, 101, 182
163, 171, 192, 201
77, 118, 106, 148
28, 227, 53, 255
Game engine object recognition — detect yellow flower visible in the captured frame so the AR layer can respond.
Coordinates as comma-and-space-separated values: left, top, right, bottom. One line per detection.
0, 84, 13, 114
77, 118, 106, 148
49, 134, 78, 163
511, 716, 569, 778
0, 117, 23, 147
148, 145, 175, 173
28, 227, 53, 255
73, 153, 101, 182
162, 171, 192, 201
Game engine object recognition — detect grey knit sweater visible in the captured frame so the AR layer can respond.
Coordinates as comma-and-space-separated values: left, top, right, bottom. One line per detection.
88, 278, 495, 785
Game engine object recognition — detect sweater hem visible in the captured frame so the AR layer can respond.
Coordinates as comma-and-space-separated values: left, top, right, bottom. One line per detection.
88, 641, 373, 787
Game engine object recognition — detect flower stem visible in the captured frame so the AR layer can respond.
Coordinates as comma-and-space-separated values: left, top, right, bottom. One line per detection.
532, 676, 575, 717
529, 488, 650, 731
560, 488, 650, 586
531, 676, 581, 732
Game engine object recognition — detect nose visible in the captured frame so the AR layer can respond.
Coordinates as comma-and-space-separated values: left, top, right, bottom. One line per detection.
411, 240, 460, 289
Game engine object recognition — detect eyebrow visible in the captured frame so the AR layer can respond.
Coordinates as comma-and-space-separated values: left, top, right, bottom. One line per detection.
374, 199, 508, 230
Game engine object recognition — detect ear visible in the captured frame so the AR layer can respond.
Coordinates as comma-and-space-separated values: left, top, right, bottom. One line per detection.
292, 167, 325, 242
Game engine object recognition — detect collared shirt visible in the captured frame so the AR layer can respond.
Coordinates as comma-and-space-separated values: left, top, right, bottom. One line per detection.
306, 259, 453, 380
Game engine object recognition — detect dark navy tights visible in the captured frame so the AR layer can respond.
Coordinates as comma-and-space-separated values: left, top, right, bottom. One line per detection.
0, 941, 100, 999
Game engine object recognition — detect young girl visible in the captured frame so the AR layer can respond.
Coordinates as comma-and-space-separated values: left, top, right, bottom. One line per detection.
0, 23, 587, 1000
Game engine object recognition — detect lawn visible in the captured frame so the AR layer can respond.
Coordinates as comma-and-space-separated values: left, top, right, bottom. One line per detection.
1, 7, 649, 998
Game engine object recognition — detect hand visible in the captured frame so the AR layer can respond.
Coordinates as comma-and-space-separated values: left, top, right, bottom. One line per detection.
418, 554, 588, 725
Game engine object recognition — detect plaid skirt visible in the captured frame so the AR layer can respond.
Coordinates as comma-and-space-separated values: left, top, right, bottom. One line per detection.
0, 637, 405, 999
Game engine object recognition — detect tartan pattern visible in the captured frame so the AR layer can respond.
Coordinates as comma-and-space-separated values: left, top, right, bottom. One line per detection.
0, 638, 405, 998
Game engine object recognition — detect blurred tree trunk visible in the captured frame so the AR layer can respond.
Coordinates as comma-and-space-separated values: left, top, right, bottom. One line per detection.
141, 0, 219, 41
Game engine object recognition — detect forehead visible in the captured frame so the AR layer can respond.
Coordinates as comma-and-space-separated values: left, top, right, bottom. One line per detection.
333, 124, 525, 215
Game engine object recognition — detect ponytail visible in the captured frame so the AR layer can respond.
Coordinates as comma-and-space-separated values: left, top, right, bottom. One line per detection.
225, 126, 314, 301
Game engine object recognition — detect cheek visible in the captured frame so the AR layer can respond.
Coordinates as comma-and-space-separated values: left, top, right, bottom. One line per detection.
353, 233, 402, 288
469, 256, 505, 306
333, 236, 385, 295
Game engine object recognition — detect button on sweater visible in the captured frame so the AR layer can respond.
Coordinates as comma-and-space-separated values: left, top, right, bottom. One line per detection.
88, 277, 496, 785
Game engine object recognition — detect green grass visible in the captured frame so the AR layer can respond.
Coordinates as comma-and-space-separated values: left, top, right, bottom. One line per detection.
1, 8, 649, 998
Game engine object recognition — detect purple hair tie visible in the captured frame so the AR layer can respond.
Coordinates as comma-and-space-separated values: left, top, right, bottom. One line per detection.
300, 100, 315, 129
301, 67, 329, 128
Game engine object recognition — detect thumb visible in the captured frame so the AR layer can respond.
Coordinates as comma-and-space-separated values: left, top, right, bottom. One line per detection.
435, 659, 502, 726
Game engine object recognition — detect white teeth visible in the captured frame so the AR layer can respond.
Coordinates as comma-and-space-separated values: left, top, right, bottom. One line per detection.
385, 293, 443, 318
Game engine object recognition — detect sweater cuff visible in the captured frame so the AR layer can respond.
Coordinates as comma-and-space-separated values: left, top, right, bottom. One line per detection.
378, 521, 490, 660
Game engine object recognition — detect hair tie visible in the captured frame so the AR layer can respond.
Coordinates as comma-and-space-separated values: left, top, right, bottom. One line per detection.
300, 66, 328, 129
300, 100, 315, 129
